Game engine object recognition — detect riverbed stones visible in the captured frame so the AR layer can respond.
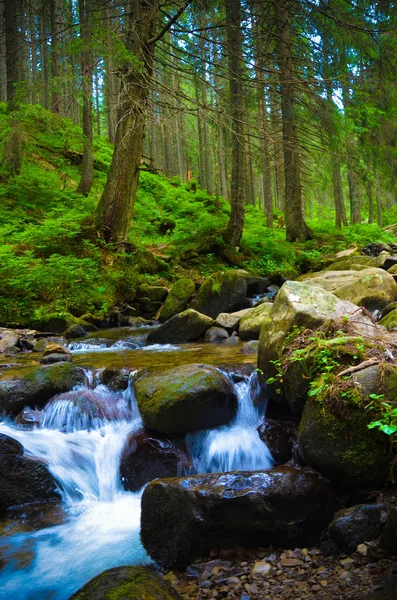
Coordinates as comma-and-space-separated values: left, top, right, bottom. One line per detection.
119, 430, 188, 492
215, 309, 250, 332
0, 331, 19, 353
64, 324, 88, 340
0, 453, 60, 510
135, 364, 237, 434
69, 566, 182, 600
189, 270, 261, 318
239, 303, 273, 341
0, 363, 86, 415
299, 268, 397, 310
328, 504, 388, 554
140, 467, 336, 569
159, 278, 196, 322
147, 309, 213, 344
204, 327, 229, 343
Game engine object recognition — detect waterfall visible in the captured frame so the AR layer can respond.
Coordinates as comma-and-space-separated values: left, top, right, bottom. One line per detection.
187, 372, 273, 473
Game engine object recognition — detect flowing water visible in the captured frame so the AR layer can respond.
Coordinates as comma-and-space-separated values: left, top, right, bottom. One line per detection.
0, 339, 272, 599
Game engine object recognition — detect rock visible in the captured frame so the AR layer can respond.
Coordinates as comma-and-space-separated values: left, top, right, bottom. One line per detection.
0, 331, 19, 353
240, 341, 259, 354
43, 343, 71, 357
189, 270, 257, 318
257, 418, 297, 464
69, 566, 182, 600
147, 309, 213, 344
379, 308, 397, 330
40, 353, 73, 364
280, 558, 304, 567
380, 301, 397, 320
135, 364, 237, 434
159, 279, 196, 322
324, 256, 375, 271
250, 561, 274, 577
328, 504, 388, 553
239, 303, 273, 341
101, 367, 130, 391
204, 327, 229, 343
64, 324, 88, 340
258, 281, 376, 396
15, 407, 42, 427
120, 430, 188, 492
335, 248, 359, 259
0, 433, 23, 455
298, 268, 397, 310
379, 508, 397, 555
32, 338, 50, 353
141, 467, 336, 569
0, 363, 86, 415
297, 399, 391, 488
215, 309, 251, 332
0, 454, 60, 510
137, 284, 169, 303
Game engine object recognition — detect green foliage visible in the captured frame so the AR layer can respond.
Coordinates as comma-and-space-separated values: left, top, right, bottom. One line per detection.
367, 396, 397, 442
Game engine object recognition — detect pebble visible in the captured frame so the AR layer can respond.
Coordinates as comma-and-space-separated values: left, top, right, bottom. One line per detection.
357, 544, 368, 556
250, 561, 274, 577
280, 558, 303, 567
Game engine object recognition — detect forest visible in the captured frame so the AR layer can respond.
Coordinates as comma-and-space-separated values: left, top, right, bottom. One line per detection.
2, 2, 397, 600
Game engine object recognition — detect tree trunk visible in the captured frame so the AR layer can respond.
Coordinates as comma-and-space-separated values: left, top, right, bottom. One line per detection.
275, 0, 312, 242
76, 0, 94, 196
29, 0, 39, 103
39, 1, 49, 109
331, 154, 347, 228
50, 0, 61, 113
0, 0, 8, 102
376, 169, 382, 227
223, 0, 245, 247
97, 1, 159, 245
4, 0, 20, 109
368, 178, 374, 224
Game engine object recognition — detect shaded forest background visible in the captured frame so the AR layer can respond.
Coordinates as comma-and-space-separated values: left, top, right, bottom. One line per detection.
1, 0, 397, 327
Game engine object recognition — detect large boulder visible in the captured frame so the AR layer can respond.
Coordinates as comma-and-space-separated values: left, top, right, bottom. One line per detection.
379, 308, 397, 330
159, 278, 196, 322
0, 454, 60, 510
141, 468, 336, 569
215, 309, 250, 332
0, 364, 86, 415
257, 418, 297, 464
204, 326, 229, 343
119, 430, 189, 492
189, 270, 263, 318
328, 504, 388, 553
69, 566, 182, 600
0, 331, 19, 353
147, 309, 213, 344
239, 303, 273, 341
258, 281, 376, 389
0, 433, 23, 456
134, 364, 237, 434
298, 268, 397, 310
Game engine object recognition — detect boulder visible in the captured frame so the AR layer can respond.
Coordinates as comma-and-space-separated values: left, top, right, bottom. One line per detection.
120, 430, 188, 492
297, 399, 391, 488
147, 309, 213, 344
43, 343, 72, 356
379, 508, 397, 555
0, 364, 86, 415
135, 364, 237, 434
40, 353, 73, 365
239, 303, 273, 341
64, 324, 88, 340
0, 331, 19, 353
0, 433, 23, 456
0, 454, 60, 510
101, 367, 130, 391
324, 256, 375, 271
240, 340, 259, 354
328, 504, 388, 553
69, 566, 182, 600
298, 268, 397, 310
379, 308, 397, 330
141, 467, 336, 569
137, 284, 169, 303
32, 338, 50, 353
380, 301, 397, 320
257, 418, 297, 464
189, 270, 256, 318
204, 327, 229, 343
257, 281, 376, 391
215, 309, 251, 332
159, 279, 196, 322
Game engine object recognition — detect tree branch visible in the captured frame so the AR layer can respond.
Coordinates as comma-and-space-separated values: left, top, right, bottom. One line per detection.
147, 1, 191, 46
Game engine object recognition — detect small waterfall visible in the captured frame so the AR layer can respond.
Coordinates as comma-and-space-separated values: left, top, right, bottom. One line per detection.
188, 372, 273, 473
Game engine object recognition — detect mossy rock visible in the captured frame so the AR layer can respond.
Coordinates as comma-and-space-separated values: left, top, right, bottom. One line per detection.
328, 504, 388, 554
134, 248, 170, 274
239, 303, 272, 341
379, 308, 397, 330
0, 363, 86, 415
189, 270, 253, 318
159, 278, 196, 322
134, 363, 237, 434
297, 400, 390, 488
379, 508, 397, 555
298, 268, 397, 310
147, 309, 213, 344
0, 454, 60, 509
324, 256, 375, 271
136, 284, 168, 303
69, 566, 182, 600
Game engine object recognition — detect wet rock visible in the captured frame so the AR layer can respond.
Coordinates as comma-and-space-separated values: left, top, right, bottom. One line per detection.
257, 418, 297, 464
15, 407, 42, 427
32, 338, 50, 353
328, 504, 388, 553
135, 364, 237, 434
379, 508, 397, 555
101, 367, 130, 391
147, 309, 213, 344
299, 268, 397, 310
64, 324, 88, 340
239, 303, 273, 341
297, 399, 391, 488
43, 343, 71, 356
0, 363, 86, 415
189, 270, 257, 318
159, 279, 196, 323
0, 454, 60, 510
120, 430, 188, 492
204, 327, 229, 343
40, 353, 73, 364
0, 433, 23, 455
141, 467, 336, 569
0, 331, 19, 353
239, 340, 259, 354
215, 310, 250, 332
69, 566, 182, 600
